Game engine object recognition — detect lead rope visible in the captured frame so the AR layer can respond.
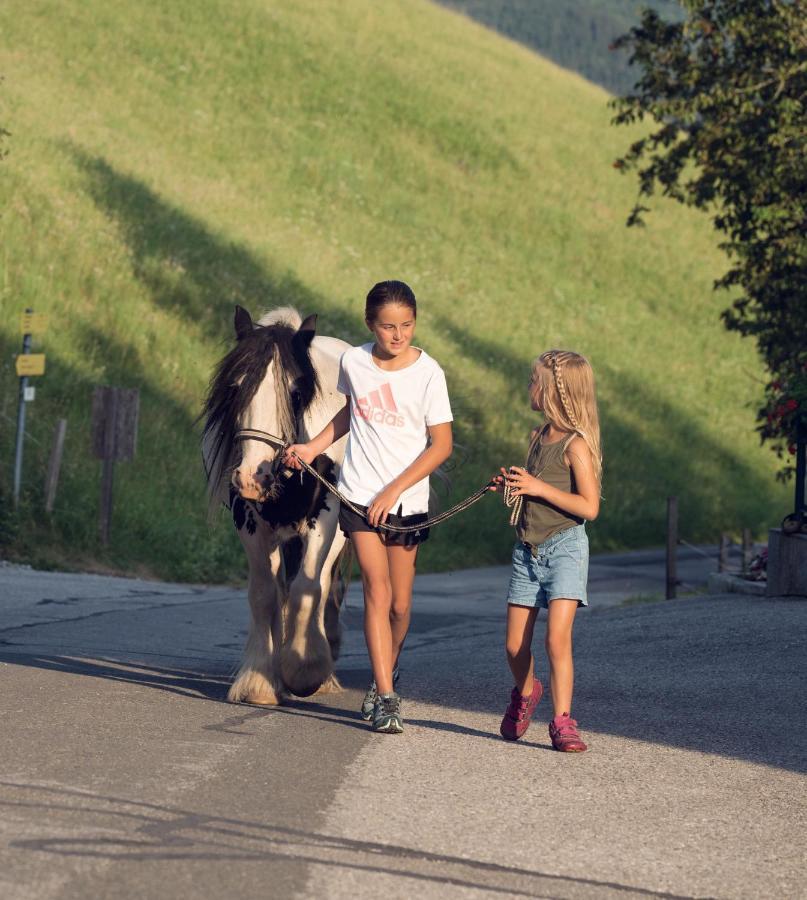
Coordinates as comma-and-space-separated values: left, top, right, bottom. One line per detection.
288, 450, 494, 534
501, 429, 550, 529
503, 483, 523, 528
235, 427, 519, 534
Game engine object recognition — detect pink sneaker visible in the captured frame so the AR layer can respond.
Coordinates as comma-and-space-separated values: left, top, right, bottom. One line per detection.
500, 679, 543, 741
549, 714, 587, 752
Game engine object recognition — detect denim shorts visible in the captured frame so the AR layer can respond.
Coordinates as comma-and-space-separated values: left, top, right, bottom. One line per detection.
506, 525, 589, 609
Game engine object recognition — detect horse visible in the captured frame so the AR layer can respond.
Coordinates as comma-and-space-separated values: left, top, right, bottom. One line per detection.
202, 305, 352, 704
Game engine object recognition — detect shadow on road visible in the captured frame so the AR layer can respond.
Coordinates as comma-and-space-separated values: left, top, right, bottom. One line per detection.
2, 593, 804, 774
0, 781, 700, 899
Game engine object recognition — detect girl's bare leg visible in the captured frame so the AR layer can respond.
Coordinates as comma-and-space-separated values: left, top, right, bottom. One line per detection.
505, 603, 539, 695
545, 598, 579, 716
386, 542, 418, 671
352, 532, 395, 695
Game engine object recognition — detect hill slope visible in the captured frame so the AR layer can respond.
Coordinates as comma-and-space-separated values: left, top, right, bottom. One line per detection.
0, 0, 785, 580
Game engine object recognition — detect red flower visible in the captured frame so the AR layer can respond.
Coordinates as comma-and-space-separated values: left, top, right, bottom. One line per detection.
788, 444, 796, 455
785, 398, 798, 411
775, 405, 786, 418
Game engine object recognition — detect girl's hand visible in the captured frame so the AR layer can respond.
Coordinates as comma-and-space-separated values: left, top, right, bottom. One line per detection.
505, 466, 546, 498
488, 469, 507, 493
283, 443, 317, 469
367, 485, 402, 527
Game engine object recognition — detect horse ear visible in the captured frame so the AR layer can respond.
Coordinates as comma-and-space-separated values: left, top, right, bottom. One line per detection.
296, 314, 317, 347
234, 305, 253, 340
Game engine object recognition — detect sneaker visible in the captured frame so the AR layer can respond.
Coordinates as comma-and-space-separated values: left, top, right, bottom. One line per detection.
360, 666, 400, 721
372, 692, 403, 734
500, 679, 543, 741
549, 713, 587, 752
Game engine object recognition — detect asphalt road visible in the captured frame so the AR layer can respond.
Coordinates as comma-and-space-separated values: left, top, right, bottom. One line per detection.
0, 553, 804, 899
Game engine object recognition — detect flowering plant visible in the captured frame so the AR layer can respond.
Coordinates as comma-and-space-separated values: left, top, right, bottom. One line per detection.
757, 361, 807, 482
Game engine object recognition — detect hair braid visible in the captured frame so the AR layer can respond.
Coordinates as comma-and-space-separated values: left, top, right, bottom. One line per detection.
551, 353, 580, 431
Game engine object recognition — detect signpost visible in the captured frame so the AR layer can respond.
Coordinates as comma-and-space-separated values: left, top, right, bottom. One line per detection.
13, 309, 47, 507
91, 386, 140, 546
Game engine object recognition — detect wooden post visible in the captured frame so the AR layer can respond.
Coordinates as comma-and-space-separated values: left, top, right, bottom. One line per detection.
99, 389, 119, 547
718, 533, 730, 573
92, 386, 139, 548
666, 496, 678, 600
44, 418, 68, 513
742, 528, 753, 576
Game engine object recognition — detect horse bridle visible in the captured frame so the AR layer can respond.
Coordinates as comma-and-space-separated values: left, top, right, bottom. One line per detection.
234, 427, 293, 480
234, 428, 288, 450
232, 427, 496, 534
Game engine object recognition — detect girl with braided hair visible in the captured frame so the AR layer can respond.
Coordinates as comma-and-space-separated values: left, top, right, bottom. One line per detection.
491, 350, 601, 752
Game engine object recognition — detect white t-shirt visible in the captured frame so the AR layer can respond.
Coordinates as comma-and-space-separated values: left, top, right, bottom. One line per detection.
336, 343, 453, 515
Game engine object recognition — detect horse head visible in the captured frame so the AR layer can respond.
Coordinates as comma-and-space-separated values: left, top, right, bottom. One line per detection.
202, 306, 320, 505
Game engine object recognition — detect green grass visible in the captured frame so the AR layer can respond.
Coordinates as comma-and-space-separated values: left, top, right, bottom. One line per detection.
0, 0, 787, 581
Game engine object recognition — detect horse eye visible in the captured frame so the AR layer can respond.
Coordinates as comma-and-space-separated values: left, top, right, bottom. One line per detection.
291, 388, 302, 412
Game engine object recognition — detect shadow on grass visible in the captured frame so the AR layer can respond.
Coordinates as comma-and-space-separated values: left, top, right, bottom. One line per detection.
70, 147, 367, 347
431, 311, 779, 550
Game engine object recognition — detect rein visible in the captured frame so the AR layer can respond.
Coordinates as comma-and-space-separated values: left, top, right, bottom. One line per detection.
234, 428, 502, 534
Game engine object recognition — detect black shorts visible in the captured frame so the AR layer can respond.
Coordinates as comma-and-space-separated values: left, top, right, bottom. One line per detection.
338, 501, 430, 547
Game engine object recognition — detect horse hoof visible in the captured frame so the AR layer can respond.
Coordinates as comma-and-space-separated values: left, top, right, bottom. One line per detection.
227, 671, 282, 706
313, 674, 342, 695
280, 655, 333, 697
280, 638, 334, 697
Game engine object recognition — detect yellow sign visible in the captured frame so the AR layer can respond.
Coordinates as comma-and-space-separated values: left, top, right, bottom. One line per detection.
15, 354, 46, 377
20, 312, 49, 334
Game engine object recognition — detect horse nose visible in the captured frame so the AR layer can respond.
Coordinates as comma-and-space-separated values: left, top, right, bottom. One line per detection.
254, 462, 275, 486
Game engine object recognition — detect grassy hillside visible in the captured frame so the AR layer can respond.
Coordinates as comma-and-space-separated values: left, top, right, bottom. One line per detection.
438, 0, 684, 94
0, 0, 786, 581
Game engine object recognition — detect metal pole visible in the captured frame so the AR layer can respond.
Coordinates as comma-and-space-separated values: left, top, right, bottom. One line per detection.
666, 496, 678, 600
795, 417, 806, 517
13, 309, 33, 507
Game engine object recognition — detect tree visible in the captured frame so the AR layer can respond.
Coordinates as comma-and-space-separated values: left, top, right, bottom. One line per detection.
610, 0, 807, 480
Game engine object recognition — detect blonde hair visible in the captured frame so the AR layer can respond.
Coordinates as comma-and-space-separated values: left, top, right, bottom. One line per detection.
534, 350, 602, 486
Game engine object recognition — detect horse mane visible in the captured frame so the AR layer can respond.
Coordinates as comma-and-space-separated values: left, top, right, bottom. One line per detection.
201, 309, 319, 507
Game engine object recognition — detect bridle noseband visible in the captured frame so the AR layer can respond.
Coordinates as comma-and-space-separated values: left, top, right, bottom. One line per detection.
233, 428, 293, 480
234, 428, 288, 450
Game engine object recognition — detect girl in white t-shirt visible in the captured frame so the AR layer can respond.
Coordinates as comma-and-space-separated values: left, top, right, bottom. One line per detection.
284, 281, 453, 734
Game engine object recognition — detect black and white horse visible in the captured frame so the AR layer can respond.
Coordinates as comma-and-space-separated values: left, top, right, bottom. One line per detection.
202, 306, 351, 704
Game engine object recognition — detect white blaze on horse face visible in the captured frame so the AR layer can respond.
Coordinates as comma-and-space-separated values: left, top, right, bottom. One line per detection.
234, 363, 283, 501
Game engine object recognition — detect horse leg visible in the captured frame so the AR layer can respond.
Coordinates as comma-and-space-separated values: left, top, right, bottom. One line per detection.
228, 534, 287, 706
279, 507, 346, 697
314, 541, 353, 695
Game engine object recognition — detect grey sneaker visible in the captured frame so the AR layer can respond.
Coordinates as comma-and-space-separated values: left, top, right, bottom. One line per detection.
360, 666, 400, 721
372, 692, 403, 734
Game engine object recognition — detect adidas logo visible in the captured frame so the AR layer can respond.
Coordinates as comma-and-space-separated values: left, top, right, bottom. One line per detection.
355, 383, 405, 427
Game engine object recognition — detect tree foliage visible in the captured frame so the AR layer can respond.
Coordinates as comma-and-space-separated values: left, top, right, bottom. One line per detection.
611, 0, 807, 478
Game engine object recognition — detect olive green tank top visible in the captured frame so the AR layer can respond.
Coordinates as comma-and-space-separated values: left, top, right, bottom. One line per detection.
517, 430, 584, 549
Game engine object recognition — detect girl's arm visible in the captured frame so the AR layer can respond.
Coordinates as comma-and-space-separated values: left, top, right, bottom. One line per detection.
367, 422, 453, 526
505, 436, 600, 521
283, 398, 351, 468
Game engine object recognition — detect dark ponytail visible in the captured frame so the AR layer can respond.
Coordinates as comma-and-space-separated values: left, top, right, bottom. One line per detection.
365, 280, 417, 323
